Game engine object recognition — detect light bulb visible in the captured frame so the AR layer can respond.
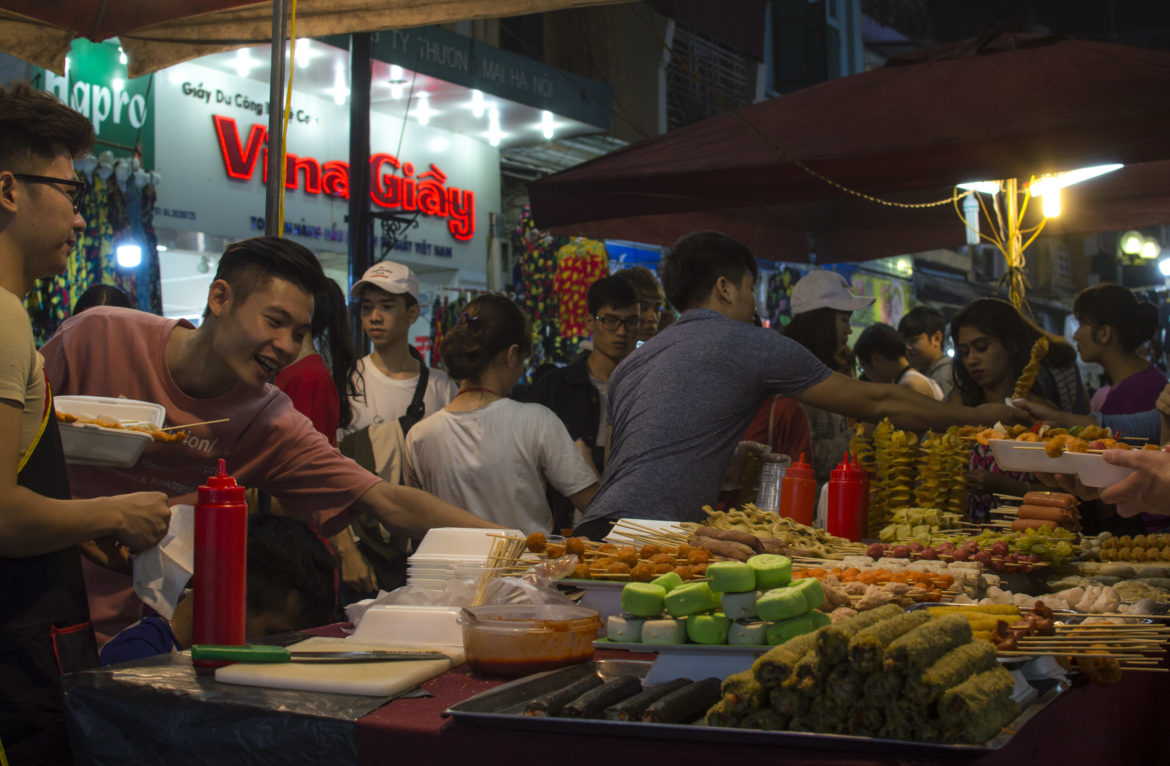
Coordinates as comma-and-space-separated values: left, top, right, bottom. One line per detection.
1159, 258, 1170, 278
1041, 187, 1061, 218
470, 89, 484, 118
117, 243, 142, 269
1121, 232, 1145, 255
540, 110, 555, 140
1141, 240, 1161, 260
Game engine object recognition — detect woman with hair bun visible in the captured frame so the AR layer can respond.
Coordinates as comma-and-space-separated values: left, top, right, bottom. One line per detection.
1073, 284, 1165, 415
402, 295, 599, 533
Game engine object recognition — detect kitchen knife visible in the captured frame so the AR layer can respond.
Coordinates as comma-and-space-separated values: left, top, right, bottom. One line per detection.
190, 644, 450, 663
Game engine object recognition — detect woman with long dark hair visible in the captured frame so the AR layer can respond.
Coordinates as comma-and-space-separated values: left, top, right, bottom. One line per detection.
403, 295, 599, 533
274, 279, 359, 441
781, 271, 873, 484
1073, 284, 1164, 415
950, 297, 1088, 520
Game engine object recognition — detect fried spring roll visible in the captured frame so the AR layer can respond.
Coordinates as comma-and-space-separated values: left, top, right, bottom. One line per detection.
603, 678, 690, 721
912, 641, 998, 704
943, 694, 1019, 744
719, 668, 764, 716
752, 630, 820, 688
937, 666, 1015, 727
883, 613, 973, 674
816, 603, 902, 665
768, 683, 808, 718
849, 610, 930, 673
738, 707, 788, 730
562, 676, 643, 718
642, 677, 723, 723
524, 675, 604, 716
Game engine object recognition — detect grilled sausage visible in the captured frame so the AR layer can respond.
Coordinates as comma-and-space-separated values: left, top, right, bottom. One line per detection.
694, 526, 765, 552
1021, 491, 1078, 509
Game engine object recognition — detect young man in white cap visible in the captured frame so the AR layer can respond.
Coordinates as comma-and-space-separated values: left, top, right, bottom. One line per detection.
343, 261, 458, 439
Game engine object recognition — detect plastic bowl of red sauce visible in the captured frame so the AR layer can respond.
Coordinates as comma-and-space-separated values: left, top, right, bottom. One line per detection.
458, 604, 602, 677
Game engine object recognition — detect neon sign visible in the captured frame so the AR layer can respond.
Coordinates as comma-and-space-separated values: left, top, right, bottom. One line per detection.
212, 115, 475, 241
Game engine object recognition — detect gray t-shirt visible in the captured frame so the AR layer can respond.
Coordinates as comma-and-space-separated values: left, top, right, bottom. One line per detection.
580, 309, 832, 525
927, 355, 955, 399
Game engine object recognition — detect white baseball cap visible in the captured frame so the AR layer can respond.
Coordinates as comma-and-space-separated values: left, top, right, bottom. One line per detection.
350, 261, 419, 302
790, 270, 874, 316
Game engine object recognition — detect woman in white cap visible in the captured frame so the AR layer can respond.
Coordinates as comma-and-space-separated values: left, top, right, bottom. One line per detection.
782, 270, 875, 484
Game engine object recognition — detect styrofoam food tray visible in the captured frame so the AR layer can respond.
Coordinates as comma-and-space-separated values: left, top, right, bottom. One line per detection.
55, 395, 166, 468
350, 604, 464, 648
412, 528, 523, 558
987, 439, 1076, 474
1067, 451, 1136, 488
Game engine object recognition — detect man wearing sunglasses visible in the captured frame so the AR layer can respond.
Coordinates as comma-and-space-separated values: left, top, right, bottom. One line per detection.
527, 276, 640, 530
0, 81, 171, 763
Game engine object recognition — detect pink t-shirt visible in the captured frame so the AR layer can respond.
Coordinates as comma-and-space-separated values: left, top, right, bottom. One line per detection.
42, 307, 380, 641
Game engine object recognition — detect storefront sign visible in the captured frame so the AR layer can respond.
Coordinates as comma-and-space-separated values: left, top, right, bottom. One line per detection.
211, 115, 475, 241
153, 59, 500, 272
322, 26, 612, 129
34, 39, 155, 167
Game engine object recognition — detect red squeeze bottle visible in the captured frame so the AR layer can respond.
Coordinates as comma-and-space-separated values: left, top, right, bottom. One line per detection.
779, 453, 817, 526
827, 452, 866, 541
192, 459, 247, 669
851, 452, 871, 538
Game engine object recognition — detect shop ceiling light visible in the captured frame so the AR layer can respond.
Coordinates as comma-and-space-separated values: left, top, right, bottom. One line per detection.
388, 65, 406, 99
540, 110, 555, 140
327, 63, 349, 105
232, 48, 257, 77
1040, 186, 1061, 217
415, 92, 433, 126
957, 180, 1001, 195
295, 39, 312, 69
1121, 230, 1145, 255
1141, 240, 1161, 260
470, 89, 485, 118
487, 108, 503, 147
1159, 257, 1170, 278
116, 243, 142, 269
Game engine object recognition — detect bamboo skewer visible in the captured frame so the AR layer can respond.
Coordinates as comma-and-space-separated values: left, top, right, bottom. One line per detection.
160, 418, 230, 431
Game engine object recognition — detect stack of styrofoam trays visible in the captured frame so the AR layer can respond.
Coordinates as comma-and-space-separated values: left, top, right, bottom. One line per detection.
405, 527, 523, 589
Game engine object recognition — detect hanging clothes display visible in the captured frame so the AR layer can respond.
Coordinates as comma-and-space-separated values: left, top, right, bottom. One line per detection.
24, 159, 162, 344
764, 266, 804, 330
552, 238, 608, 339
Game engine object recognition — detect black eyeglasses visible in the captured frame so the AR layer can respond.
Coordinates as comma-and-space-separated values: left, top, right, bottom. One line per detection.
13, 174, 88, 213
594, 314, 642, 333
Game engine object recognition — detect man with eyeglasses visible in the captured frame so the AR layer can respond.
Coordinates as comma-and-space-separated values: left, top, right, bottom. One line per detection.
527, 276, 640, 530
614, 266, 666, 343
0, 81, 171, 763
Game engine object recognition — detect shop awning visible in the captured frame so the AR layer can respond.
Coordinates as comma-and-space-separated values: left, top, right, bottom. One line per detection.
528, 28, 1170, 263
0, 0, 634, 77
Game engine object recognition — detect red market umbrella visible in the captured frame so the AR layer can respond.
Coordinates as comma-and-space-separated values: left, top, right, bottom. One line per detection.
528, 28, 1170, 263
0, 0, 632, 77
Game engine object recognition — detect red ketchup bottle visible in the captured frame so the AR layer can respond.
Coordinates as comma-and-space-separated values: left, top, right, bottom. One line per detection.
851, 452, 871, 538
778, 453, 817, 526
827, 452, 866, 541
192, 459, 247, 668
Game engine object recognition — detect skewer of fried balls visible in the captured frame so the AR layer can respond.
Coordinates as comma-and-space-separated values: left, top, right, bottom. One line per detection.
1011, 337, 1048, 400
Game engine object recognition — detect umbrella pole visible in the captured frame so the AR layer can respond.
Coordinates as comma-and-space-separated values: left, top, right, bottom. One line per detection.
265, 0, 292, 237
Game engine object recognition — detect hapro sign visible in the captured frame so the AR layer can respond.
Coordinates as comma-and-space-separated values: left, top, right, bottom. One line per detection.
153, 60, 500, 269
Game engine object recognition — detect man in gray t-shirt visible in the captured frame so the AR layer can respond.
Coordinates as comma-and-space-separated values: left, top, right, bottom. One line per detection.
575, 232, 1023, 536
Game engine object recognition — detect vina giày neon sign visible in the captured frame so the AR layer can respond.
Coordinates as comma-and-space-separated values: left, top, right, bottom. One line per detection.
212, 115, 475, 241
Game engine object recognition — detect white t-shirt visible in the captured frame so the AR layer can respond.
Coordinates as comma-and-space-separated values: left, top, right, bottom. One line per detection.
898, 367, 945, 401
403, 399, 598, 533
342, 354, 459, 438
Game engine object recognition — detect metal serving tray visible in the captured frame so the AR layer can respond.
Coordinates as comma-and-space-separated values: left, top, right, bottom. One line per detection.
443, 659, 1067, 754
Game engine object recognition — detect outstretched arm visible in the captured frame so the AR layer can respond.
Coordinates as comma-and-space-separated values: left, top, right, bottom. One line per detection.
351, 481, 501, 537
794, 372, 1026, 433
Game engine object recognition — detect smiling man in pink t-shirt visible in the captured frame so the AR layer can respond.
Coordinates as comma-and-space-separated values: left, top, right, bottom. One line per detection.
43, 237, 498, 642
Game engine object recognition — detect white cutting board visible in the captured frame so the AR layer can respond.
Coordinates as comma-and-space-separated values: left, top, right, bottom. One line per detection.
212, 637, 463, 697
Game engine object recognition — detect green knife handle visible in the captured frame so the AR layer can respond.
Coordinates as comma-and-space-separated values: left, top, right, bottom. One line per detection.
190, 644, 291, 663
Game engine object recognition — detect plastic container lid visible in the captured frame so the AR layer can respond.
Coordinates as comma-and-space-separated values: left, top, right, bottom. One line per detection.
198, 458, 245, 504
785, 452, 814, 480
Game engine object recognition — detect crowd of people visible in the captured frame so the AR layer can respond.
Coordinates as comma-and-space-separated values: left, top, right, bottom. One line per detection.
5, 79, 1170, 762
